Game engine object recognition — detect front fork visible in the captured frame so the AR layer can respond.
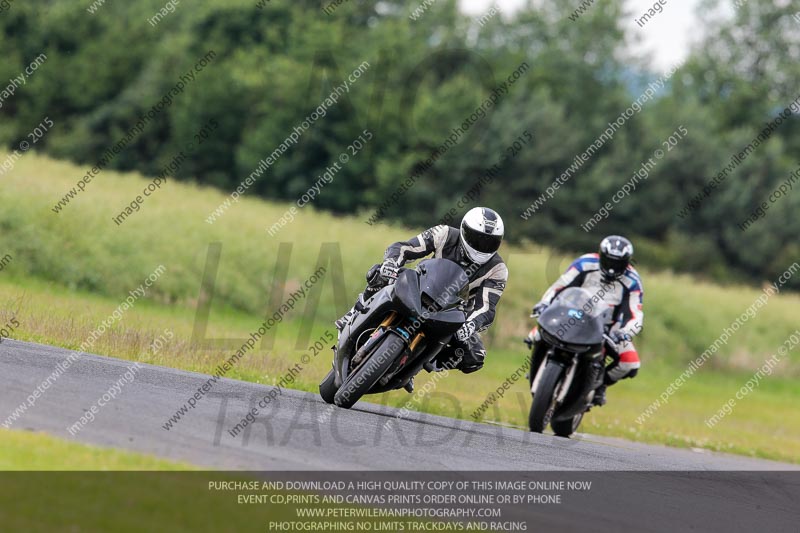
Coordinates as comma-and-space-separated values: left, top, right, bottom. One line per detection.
530, 354, 577, 394
350, 312, 399, 367
351, 311, 425, 374
530, 344, 578, 405
528, 338, 547, 388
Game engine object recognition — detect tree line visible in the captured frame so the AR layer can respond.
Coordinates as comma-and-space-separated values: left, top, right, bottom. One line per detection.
1, 0, 798, 288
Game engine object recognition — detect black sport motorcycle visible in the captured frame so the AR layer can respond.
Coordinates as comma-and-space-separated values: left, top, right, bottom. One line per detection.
319, 258, 469, 409
526, 287, 618, 437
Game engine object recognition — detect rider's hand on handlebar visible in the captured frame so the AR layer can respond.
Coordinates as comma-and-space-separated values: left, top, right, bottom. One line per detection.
455, 321, 476, 342
379, 258, 399, 283
610, 330, 631, 344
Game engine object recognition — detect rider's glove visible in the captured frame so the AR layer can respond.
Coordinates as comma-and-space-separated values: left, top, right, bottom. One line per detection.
379, 258, 399, 281
455, 321, 476, 342
532, 302, 549, 316
610, 330, 632, 344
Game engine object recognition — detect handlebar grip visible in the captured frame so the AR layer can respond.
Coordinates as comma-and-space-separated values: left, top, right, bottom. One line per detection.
603, 334, 619, 351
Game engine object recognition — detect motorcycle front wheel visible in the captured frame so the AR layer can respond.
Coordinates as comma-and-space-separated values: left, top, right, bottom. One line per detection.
528, 362, 564, 433
334, 333, 403, 409
319, 367, 337, 404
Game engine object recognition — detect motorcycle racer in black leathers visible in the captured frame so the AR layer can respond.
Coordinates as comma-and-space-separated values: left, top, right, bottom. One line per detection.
336, 207, 508, 379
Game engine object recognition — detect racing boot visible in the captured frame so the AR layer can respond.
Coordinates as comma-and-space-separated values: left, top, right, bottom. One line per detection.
334, 308, 356, 334
592, 384, 607, 406
334, 293, 370, 335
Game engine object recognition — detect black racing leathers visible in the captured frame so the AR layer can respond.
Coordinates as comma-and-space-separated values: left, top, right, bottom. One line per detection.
375, 225, 508, 373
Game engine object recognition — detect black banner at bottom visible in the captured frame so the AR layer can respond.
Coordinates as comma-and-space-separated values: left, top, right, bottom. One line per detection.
1, 471, 798, 532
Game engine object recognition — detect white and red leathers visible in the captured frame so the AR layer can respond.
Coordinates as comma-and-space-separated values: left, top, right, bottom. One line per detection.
530, 253, 643, 381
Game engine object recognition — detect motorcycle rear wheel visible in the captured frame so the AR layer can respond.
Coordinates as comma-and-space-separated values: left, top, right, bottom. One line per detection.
551, 412, 583, 438
334, 334, 403, 409
529, 362, 564, 433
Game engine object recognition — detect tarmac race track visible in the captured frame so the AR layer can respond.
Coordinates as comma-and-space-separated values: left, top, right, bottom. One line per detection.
0, 339, 795, 471
2, 339, 798, 532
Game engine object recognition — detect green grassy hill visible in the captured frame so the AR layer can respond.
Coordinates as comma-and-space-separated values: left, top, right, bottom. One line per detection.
1, 150, 798, 462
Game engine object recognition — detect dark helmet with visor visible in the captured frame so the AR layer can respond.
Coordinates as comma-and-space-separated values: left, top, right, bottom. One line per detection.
599, 235, 633, 280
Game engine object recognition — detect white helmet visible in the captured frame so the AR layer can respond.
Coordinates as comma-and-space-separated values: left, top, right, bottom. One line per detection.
460, 207, 504, 264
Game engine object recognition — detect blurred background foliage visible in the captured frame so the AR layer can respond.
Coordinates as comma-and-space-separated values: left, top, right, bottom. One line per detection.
1, 0, 798, 288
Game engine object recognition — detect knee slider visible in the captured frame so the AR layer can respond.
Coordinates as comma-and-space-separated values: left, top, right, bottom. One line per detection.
459, 361, 483, 374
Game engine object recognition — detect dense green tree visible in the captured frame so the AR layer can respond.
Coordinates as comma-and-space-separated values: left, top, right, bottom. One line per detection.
1, 0, 797, 288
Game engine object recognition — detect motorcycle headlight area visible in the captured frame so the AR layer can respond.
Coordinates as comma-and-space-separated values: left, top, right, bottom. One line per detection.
540, 327, 594, 354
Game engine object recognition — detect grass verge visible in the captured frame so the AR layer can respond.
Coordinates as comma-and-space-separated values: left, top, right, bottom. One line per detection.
0, 274, 798, 464
0, 151, 798, 464
0, 429, 192, 470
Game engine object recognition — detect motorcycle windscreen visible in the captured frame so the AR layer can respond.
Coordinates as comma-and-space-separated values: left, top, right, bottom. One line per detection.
538, 287, 606, 346
416, 259, 470, 311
